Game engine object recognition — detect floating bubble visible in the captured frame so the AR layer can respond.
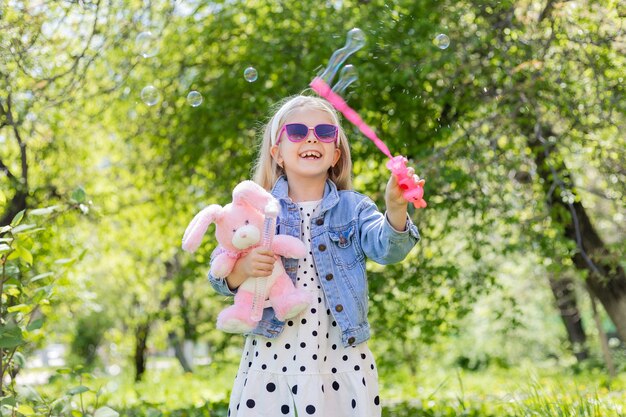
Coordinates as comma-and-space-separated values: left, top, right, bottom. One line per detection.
434, 33, 450, 49
332, 64, 358, 94
136, 31, 159, 58
187, 90, 203, 107
318, 28, 366, 85
141, 85, 160, 106
244, 67, 258, 82
348, 28, 366, 48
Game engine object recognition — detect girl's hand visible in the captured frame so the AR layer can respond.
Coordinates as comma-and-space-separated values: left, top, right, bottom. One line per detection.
385, 167, 418, 208
385, 168, 420, 231
237, 247, 276, 278
225, 247, 275, 290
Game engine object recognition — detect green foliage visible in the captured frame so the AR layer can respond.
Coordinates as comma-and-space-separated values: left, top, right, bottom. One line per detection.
1, 0, 624, 409
1, 210, 52, 391
69, 312, 113, 370
34, 362, 626, 417
0, 207, 119, 416
118, 403, 228, 417
507, 383, 624, 417
11, 368, 121, 417
383, 400, 493, 417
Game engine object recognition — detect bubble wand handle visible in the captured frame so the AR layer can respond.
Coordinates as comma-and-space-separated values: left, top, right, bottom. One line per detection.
251, 200, 280, 322
310, 77, 427, 209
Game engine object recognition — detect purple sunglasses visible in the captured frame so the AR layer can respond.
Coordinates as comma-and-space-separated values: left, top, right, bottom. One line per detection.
276, 123, 339, 145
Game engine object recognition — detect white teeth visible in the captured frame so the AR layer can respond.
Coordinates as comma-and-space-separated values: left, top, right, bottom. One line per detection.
299, 151, 321, 158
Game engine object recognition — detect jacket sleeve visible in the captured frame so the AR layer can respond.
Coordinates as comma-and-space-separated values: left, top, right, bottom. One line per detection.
358, 197, 420, 265
207, 247, 237, 296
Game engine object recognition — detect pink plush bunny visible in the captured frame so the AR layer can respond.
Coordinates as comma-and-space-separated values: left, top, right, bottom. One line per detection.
182, 180, 312, 334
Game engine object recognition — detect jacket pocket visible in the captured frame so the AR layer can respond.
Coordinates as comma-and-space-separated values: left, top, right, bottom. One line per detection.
328, 223, 364, 269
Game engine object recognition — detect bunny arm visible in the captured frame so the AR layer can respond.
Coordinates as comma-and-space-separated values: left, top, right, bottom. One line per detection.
272, 235, 307, 259
210, 252, 240, 279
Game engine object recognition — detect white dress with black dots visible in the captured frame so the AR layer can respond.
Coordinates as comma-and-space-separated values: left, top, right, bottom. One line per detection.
228, 200, 381, 417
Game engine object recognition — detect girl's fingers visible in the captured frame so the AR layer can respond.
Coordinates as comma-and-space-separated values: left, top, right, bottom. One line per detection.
255, 259, 274, 271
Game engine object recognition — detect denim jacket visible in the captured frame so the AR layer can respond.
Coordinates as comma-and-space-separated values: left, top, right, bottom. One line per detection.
208, 176, 420, 347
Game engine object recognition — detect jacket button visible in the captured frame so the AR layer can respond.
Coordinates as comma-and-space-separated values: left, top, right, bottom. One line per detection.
316, 218, 323, 226
318, 244, 326, 251
335, 304, 343, 312
348, 337, 355, 345
325, 273, 333, 281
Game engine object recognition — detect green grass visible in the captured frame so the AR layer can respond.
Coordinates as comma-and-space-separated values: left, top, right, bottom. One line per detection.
379, 361, 626, 416
25, 359, 626, 417
506, 383, 624, 417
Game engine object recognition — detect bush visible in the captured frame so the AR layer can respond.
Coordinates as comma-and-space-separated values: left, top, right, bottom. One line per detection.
120, 402, 229, 417
383, 400, 495, 417
69, 312, 113, 369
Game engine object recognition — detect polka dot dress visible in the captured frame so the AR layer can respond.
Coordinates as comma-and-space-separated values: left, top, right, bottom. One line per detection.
227, 200, 381, 417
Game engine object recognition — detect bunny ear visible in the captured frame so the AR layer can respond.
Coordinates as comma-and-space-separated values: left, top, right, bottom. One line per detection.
182, 204, 222, 253
232, 180, 276, 212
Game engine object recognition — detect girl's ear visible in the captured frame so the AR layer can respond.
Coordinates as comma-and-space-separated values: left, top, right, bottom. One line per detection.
270, 145, 284, 168
332, 147, 341, 167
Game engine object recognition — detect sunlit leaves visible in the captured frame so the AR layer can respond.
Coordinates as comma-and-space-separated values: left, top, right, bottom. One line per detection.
94, 407, 120, 417
1, 0, 623, 384
14, 404, 35, 416
0, 324, 24, 349
10, 210, 25, 227
66, 386, 90, 396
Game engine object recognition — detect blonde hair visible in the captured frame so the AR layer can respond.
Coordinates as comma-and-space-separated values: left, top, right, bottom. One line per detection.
252, 94, 353, 191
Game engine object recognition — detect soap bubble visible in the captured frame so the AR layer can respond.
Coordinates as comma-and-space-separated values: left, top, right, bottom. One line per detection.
187, 90, 203, 107
434, 33, 450, 49
332, 64, 358, 94
141, 85, 160, 106
136, 31, 159, 58
347, 28, 366, 50
244, 67, 258, 82
318, 28, 366, 85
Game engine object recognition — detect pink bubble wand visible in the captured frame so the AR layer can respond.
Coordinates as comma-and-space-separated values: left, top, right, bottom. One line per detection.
250, 200, 279, 322
310, 29, 427, 208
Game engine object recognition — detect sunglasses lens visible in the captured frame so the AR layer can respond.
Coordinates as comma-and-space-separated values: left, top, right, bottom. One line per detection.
315, 124, 338, 142
285, 124, 309, 141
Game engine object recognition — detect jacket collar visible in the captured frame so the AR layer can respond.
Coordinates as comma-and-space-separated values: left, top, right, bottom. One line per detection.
271, 175, 340, 214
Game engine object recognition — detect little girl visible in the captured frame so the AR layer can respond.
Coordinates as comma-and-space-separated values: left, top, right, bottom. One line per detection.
209, 95, 420, 417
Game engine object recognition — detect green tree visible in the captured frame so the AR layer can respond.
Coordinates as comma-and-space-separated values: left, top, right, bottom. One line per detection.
3, 0, 623, 384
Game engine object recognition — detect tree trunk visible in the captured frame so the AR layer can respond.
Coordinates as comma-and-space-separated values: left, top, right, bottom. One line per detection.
548, 276, 588, 362
134, 321, 150, 382
565, 202, 626, 340
529, 126, 626, 341
0, 97, 29, 227
589, 290, 616, 378
0, 190, 27, 227
169, 332, 193, 373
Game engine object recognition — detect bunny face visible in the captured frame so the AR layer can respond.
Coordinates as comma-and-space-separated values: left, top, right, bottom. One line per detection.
214, 202, 266, 252
182, 180, 278, 255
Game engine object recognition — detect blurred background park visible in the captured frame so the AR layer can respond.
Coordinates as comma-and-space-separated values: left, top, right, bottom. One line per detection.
1, 0, 625, 416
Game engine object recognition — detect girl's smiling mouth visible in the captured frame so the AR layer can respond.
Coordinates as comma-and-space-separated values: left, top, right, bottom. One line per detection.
299, 150, 322, 160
